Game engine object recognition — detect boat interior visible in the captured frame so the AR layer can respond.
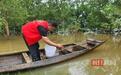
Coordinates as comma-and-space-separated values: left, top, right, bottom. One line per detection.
0, 40, 101, 67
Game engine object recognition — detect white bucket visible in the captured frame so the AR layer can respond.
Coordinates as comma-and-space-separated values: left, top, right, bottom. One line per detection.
45, 44, 58, 58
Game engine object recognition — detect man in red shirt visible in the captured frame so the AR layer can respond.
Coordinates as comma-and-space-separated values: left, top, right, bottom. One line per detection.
22, 20, 64, 61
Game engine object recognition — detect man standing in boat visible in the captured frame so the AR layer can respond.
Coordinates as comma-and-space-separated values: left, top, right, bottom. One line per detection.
22, 20, 64, 61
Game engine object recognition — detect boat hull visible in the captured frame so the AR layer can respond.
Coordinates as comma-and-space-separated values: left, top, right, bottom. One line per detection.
0, 39, 105, 73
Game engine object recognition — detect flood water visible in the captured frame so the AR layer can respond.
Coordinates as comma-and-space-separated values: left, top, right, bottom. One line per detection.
0, 33, 121, 75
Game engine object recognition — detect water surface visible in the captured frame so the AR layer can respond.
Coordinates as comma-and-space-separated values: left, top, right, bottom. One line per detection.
0, 33, 121, 75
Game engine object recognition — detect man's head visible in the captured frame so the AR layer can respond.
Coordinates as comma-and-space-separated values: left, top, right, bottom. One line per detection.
48, 21, 58, 31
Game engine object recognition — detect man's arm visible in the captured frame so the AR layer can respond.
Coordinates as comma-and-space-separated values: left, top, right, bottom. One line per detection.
42, 36, 57, 46
42, 36, 63, 49
37, 26, 63, 49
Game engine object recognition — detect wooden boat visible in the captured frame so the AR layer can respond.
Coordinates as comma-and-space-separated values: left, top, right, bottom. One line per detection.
0, 39, 105, 73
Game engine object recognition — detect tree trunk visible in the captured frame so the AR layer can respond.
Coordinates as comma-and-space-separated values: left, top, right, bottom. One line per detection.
3, 18, 10, 37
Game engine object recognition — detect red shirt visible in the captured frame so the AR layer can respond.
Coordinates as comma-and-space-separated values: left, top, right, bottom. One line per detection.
22, 20, 49, 46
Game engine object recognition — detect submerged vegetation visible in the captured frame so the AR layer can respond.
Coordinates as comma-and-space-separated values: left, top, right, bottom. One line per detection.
0, 0, 121, 36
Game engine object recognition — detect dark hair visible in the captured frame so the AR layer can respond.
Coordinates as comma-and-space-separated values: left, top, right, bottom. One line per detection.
48, 20, 58, 28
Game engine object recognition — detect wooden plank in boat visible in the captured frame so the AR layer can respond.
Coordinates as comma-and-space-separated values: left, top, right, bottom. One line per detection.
22, 53, 32, 63
40, 52, 46, 60
64, 45, 86, 52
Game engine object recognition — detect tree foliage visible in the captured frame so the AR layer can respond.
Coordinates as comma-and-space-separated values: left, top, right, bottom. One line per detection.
0, 0, 121, 36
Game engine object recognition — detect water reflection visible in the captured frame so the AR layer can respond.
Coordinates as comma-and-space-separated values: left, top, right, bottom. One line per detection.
68, 60, 89, 75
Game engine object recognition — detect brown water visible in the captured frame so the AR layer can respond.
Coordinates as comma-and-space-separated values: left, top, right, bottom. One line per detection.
0, 33, 121, 75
